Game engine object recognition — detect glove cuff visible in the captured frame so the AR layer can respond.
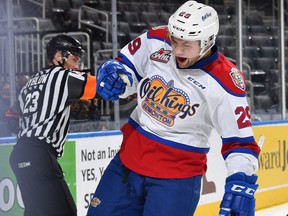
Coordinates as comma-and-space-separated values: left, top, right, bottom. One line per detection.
226, 172, 258, 184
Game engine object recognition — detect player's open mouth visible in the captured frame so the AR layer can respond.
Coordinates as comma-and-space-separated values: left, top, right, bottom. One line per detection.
176, 57, 187, 64
177, 57, 187, 63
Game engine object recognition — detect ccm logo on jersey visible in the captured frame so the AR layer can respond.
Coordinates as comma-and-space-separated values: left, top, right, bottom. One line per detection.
231, 184, 256, 196
150, 48, 171, 63
187, 77, 206, 89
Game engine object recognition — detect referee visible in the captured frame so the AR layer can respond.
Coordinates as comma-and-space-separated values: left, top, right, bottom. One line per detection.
9, 34, 97, 216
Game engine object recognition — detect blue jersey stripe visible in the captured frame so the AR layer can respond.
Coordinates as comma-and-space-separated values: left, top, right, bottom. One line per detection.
129, 118, 210, 153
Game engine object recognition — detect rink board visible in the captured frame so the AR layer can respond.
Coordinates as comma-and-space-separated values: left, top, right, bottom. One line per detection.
196, 121, 288, 214
1, 121, 288, 215
252, 122, 288, 210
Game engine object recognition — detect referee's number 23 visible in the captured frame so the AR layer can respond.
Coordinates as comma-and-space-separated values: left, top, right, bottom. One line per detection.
24, 92, 39, 113
235, 106, 251, 129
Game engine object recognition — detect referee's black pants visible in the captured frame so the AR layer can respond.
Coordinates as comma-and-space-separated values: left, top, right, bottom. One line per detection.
9, 138, 77, 216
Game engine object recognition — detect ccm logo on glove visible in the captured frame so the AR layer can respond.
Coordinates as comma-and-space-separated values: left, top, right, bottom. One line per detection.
231, 184, 256, 195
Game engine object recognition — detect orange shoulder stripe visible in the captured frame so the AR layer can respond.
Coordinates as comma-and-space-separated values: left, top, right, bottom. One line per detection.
81, 74, 96, 99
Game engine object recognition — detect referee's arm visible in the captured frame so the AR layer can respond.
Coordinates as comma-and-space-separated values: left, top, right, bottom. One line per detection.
67, 72, 97, 100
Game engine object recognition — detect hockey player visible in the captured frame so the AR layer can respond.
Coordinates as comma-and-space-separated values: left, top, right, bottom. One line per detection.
88, 1, 261, 216
9, 34, 129, 216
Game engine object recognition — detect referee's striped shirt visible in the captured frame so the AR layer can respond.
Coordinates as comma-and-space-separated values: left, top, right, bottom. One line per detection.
18, 65, 96, 157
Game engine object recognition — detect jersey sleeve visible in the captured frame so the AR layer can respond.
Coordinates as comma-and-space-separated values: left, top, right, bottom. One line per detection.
81, 74, 96, 99
67, 71, 96, 100
205, 58, 261, 175
115, 30, 153, 98
117, 26, 169, 98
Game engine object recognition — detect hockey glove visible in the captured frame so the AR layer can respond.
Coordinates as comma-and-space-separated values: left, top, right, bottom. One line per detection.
96, 60, 133, 100
219, 172, 258, 216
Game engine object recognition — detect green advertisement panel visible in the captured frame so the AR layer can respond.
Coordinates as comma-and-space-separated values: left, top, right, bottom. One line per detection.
0, 144, 24, 216
58, 141, 76, 201
0, 141, 76, 216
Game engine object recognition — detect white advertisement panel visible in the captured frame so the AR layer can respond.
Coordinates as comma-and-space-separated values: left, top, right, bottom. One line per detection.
75, 134, 123, 216
199, 129, 226, 205
73, 129, 226, 215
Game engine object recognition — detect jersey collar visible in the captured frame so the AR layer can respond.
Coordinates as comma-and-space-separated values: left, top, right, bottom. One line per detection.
184, 45, 219, 69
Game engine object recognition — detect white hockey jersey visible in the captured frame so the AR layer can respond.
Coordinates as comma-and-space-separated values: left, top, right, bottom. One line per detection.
116, 26, 260, 178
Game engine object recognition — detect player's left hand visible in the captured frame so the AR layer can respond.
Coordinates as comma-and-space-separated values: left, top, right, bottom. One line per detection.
219, 172, 258, 216
96, 60, 133, 100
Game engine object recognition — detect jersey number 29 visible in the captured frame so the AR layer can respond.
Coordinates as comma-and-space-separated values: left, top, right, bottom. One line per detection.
235, 106, 251, 129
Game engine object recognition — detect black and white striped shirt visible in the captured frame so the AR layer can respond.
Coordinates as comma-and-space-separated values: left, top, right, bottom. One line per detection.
18, 65, 96, 157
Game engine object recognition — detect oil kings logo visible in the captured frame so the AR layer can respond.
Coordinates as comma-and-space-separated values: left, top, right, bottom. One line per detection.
139, 76, 200, 126
90, 197, 101, 207
230, 68, 245, 91
150, 48, 171, 63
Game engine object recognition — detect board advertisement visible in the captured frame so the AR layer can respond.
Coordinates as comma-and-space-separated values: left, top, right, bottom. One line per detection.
1, 123, 288, 215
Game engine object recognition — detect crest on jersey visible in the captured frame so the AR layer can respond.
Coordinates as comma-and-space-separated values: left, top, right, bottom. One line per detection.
230, 68, 245, 91
150, 48, 171, 63
139, 76, 200, 127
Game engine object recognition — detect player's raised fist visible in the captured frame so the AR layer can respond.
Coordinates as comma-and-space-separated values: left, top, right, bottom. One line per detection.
96, 60, 133, 100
